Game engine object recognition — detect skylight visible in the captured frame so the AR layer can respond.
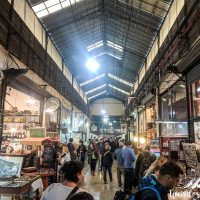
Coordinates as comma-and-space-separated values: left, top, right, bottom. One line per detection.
85, 84, 106, 95
32, 0, 82, 18
80, 74, 105, 86
94, 52, 122, 60
87, 41, 104, 52
106, 52, 122, 60
107, 41, 123, 52
88, 91, 107, 100
108, 73, 134, 87
108, 84, 130, 95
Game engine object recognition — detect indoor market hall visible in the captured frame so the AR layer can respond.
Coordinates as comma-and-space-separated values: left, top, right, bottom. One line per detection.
0, 0, 200, 200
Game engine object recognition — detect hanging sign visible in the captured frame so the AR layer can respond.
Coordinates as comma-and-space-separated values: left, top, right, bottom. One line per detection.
30, 127, 46, 138
46, 97, 60, 111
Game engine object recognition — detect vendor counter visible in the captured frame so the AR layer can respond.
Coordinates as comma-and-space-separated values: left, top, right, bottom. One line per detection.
23, 169, 57, 190
0, 175, 42, 199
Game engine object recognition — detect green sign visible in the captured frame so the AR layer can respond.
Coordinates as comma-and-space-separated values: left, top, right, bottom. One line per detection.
30, 127, 46, 138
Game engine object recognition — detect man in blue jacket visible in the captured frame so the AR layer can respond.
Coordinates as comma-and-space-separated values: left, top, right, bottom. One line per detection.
135, 161, 183, 200
123, 141, 136, 191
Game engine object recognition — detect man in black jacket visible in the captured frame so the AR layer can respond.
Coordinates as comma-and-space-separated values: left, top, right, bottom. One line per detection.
135, 161, 183, 200
102, 144, 113, 184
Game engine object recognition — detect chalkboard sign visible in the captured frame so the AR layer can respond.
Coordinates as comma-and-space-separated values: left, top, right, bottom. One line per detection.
30, 127, 46, 138
42, 146, 56, 166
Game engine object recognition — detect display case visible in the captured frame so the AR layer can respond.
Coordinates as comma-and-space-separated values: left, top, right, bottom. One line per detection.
0, 155, 24, 179
160, 136, 188, 160
2, 114, 40, 140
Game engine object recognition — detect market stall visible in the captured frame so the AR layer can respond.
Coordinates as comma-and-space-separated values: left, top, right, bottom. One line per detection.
0, 154, 42, 199
2, 87, 43, 152
168, 143, 200, 200
20, 137, 59, 189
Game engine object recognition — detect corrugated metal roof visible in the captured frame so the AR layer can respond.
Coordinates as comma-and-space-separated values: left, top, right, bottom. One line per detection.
27, 0, 172, 102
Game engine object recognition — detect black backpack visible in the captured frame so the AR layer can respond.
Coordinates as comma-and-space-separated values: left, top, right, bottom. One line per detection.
114, 190, 133, 200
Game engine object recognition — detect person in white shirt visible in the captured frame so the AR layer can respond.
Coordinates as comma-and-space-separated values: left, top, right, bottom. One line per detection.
41, 161, 85, 200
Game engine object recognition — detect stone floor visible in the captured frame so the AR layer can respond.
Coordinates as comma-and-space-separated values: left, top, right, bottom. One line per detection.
80, 163, 119, 200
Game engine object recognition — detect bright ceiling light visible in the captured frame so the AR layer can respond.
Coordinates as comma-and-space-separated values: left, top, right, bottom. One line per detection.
197, 87, 200, 92
140, 137, 146, 144
85, 59, 99, 72
101, 110, 106, 114
180, 84, 185, 88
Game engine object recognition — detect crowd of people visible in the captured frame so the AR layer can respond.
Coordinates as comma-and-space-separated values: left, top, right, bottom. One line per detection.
39, 137, 184, 200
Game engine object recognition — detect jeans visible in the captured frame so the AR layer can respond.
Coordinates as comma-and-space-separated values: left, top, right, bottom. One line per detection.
124, 168, 134, 192
117, 165, 124, 187
90, 159, 97, 172
103, 166, 112, 182
98, 154, 103, 170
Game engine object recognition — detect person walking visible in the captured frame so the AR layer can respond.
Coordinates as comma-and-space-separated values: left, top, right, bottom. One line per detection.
87, 143, 98, 176
96, 138, 105, 171
134, 145, 156, 187
67, 138, 76, 161
123, 141, 136, 192
109, 138, 117, 158
114, 142, 124, 189
102, 144, 113, 184
77, 140, 87, 166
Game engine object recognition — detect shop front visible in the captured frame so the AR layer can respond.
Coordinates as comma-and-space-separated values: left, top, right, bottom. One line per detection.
2, 82, 44, 152
186, 62, 200, 144
159, 80, 188, 160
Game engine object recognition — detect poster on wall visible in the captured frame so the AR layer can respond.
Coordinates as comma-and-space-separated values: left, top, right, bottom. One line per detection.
182, 143, 198, 168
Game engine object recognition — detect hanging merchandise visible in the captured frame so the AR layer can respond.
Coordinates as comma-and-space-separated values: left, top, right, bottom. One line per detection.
182, 143, 198, 169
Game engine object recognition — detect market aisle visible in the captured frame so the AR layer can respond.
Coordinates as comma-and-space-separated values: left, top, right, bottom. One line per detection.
80, 162, 119, 200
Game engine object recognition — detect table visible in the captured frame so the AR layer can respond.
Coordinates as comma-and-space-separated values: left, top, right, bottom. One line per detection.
23, 171, 57, 190
0, 175, 41, 199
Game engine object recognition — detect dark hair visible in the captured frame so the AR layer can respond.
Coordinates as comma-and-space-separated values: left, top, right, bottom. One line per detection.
144, 145, 150, 151
69, 138, 73, 142
60, 161, 83, 183
68, 192, 94, 200
159, 161, 183, 178
126, 141, 132, 146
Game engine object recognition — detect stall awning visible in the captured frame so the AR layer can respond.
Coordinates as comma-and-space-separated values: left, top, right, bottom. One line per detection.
20, 137, 59, 146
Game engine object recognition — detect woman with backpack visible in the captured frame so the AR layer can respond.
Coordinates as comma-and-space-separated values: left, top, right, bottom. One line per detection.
102, 144, 113, 184
87, 143, 98, 176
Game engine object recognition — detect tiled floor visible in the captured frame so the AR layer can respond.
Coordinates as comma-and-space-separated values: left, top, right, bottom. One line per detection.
80, 163, 119, 200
